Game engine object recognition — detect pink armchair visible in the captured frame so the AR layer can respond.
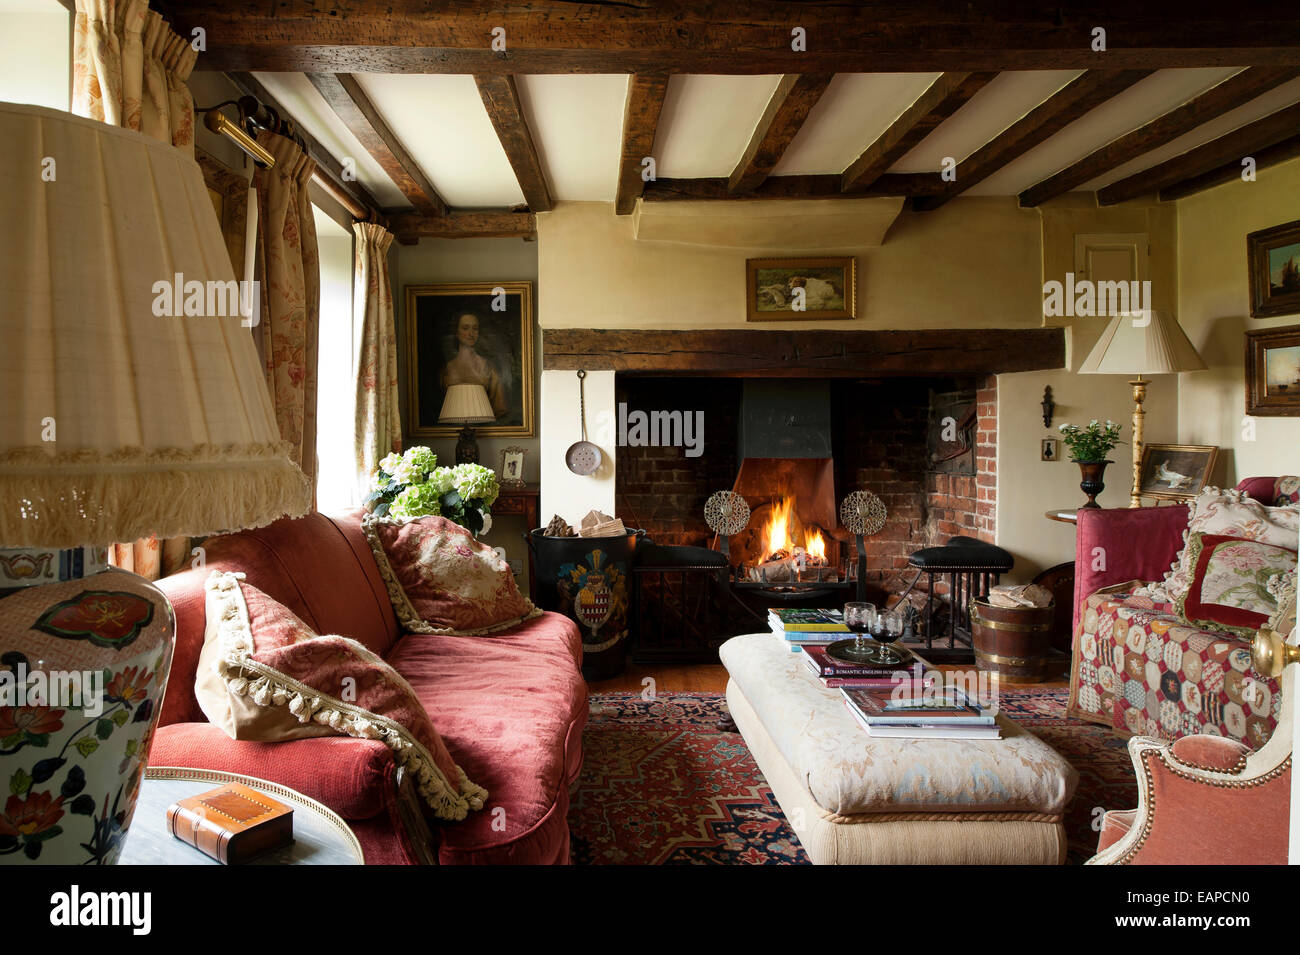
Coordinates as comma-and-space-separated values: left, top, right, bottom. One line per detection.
1089, 620, 1294, 865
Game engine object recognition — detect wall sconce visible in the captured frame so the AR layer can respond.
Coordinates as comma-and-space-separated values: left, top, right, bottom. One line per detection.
199, 96, 282, 169
1041, 386, 1055, 428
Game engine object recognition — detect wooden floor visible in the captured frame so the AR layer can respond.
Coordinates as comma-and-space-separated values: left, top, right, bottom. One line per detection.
587, 652, 1072, 694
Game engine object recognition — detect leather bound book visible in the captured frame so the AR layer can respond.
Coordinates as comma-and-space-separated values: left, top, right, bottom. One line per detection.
166, 783, 294, 864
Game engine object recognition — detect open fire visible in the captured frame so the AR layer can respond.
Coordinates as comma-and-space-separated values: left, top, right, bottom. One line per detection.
746, 496, 833, 582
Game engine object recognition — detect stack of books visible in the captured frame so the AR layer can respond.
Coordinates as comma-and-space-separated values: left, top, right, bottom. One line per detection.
768, 608, 848, 652
841, 685, 1001, 740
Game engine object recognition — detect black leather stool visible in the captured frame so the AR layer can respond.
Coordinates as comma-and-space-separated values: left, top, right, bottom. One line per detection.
904, 536, 1013, 659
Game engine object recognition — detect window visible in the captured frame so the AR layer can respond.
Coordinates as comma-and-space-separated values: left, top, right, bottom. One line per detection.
314, 206, 356, 513
0, 1, 71, 109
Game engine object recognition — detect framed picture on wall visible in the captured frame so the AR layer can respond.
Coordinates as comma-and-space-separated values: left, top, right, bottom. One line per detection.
405, 282, 536, 438
1137, 444, 1219, 501
1247, 219, 1300, 319
498, 446, 528, 487
1245, 325, 1300, 417
745, 256, 856, 322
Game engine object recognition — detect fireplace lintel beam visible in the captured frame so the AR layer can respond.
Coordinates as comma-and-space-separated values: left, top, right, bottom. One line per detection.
541, 328, 1065, 376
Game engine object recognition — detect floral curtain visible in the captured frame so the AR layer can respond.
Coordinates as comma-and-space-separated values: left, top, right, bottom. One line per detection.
353, 221, 402, 490
73, 0, 197, 577
72, 0, 196, 154
254, 130, 321, 499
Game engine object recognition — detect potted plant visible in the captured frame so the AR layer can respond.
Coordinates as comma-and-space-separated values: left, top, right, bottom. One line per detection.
1058, 420, 1123, 508
364, 446, 500, 534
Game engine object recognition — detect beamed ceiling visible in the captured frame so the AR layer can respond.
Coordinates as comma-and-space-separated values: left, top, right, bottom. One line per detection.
156, 2, 1300, 241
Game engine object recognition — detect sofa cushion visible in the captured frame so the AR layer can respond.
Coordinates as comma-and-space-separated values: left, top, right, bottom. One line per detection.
383, 611, 587, 864
1150, 487, 1298, 606
1177, 533, 1296, 638
201, 572, 487, 821
364, 514, 541, 635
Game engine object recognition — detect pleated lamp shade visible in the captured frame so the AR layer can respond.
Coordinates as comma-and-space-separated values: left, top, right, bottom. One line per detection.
0, 102, 311, 548
1078, 310, 1208, 376
438, 384, 496, 424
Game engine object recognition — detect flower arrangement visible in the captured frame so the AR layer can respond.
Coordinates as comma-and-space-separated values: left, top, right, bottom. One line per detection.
364, 446, 499, 535
1058, 419, 1123, 462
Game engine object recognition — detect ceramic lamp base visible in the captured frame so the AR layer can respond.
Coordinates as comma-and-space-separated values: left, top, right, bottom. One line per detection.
0, 569, 174, 864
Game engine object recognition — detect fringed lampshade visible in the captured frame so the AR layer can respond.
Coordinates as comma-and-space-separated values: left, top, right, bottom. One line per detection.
0, 102, 311, 549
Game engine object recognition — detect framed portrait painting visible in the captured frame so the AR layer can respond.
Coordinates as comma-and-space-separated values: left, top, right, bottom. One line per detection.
1137, 444, 1219, 501
405, 282, 535, 438
1245, 324, 1300, 417
745, 256, 856, 322
1247, 219, 1300, 319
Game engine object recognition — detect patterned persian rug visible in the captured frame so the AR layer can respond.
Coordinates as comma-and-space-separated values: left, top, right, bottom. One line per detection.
569, 688, 1138, 865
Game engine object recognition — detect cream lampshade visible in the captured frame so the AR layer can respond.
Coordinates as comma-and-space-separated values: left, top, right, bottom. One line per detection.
0, 102, 309, 864
1078, 310, 1207, 508
438, 384, 496, 464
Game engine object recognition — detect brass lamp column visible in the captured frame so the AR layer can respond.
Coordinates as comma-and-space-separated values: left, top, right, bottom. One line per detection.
1129, 376, 1147, 509
1079, 311, 1207, 508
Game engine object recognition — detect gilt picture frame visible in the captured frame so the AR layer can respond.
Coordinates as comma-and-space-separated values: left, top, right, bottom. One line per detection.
1247, 219, 1300, 319
498, 446, 528, 488
405, 282, 536, 438
746, 256, 856, 322
1245, 325, 1300, 417
1137, 444, 1219, 501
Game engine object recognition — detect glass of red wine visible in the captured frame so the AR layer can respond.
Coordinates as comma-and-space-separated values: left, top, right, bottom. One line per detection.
840, 602, 878, 663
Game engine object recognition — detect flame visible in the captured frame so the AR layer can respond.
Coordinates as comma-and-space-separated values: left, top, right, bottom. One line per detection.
764, 497, 795, 556
805, 527, 826, 562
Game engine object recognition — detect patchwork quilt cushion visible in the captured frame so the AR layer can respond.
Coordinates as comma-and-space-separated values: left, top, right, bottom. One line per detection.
1068, 591, 1279, 749
364, 514, 541, 635
1176, 533, 1297, 638
1144, 487, 1298, 605
198, 571, 487, 821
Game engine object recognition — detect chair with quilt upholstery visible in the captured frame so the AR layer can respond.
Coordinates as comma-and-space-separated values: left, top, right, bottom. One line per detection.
1088, 591, 1294, 865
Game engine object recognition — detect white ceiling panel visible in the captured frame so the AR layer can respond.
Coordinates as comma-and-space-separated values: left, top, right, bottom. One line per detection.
515, 74, 629, 201
1082, 74, 1300, 190
654, 74, 784, 178
771, 73, 941, 176
353, 74, 524, 208
889, 70, 1083, 173
251, 72, 408, 209
968, 68, 1240, 195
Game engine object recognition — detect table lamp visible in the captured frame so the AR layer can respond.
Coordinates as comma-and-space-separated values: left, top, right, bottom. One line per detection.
439, 384, 496, 464
1078, 309, 1207, 508
0, 103, 311, 863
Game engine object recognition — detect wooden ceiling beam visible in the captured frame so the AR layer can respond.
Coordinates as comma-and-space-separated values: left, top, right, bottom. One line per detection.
642, 174, 943, 202
912, 69, 1152, 212
170, 2, 1300, 73
474, 75, 553, 212
306, 72, 446, 217
225, 71, 383, 219
1020, 66, 1300, 207
841, 72, 997, 193
729, 73, 833, 194
1157, 133, 1300, 202
1097, 101, 1300, 205
388, 211, 537, 245
615, 74, 670, 216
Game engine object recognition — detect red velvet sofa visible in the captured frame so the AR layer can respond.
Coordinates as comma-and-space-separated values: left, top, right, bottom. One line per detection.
151, 510, 588, 865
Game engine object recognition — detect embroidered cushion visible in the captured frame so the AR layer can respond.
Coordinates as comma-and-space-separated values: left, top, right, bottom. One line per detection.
1274, 475, 1300, 506
1176, 533, 1297, 638
196, 571, 486, 821
363, 514, 541, 635
1145, 487, 1298, 605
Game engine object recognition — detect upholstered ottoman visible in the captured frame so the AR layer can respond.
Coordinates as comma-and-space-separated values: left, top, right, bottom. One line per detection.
719, 633, 1078, 864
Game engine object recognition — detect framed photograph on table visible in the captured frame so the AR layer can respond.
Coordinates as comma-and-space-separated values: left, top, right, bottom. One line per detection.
1245, 325, 1300, 417
746, 256, 856, 322
1137, 444, 1219, 501
1247, 219, 1300, 319
405, 282, 535, 438
498, 446, 528, 488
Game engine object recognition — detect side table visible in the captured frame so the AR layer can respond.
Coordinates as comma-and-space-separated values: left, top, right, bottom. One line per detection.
118, 767, 363, 865
1037, 508, 1081, 653
495, 483, 540, 600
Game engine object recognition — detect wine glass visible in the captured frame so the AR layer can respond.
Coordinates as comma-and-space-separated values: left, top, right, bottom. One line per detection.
841, 602, 877, 663
877, 608, 905, 664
